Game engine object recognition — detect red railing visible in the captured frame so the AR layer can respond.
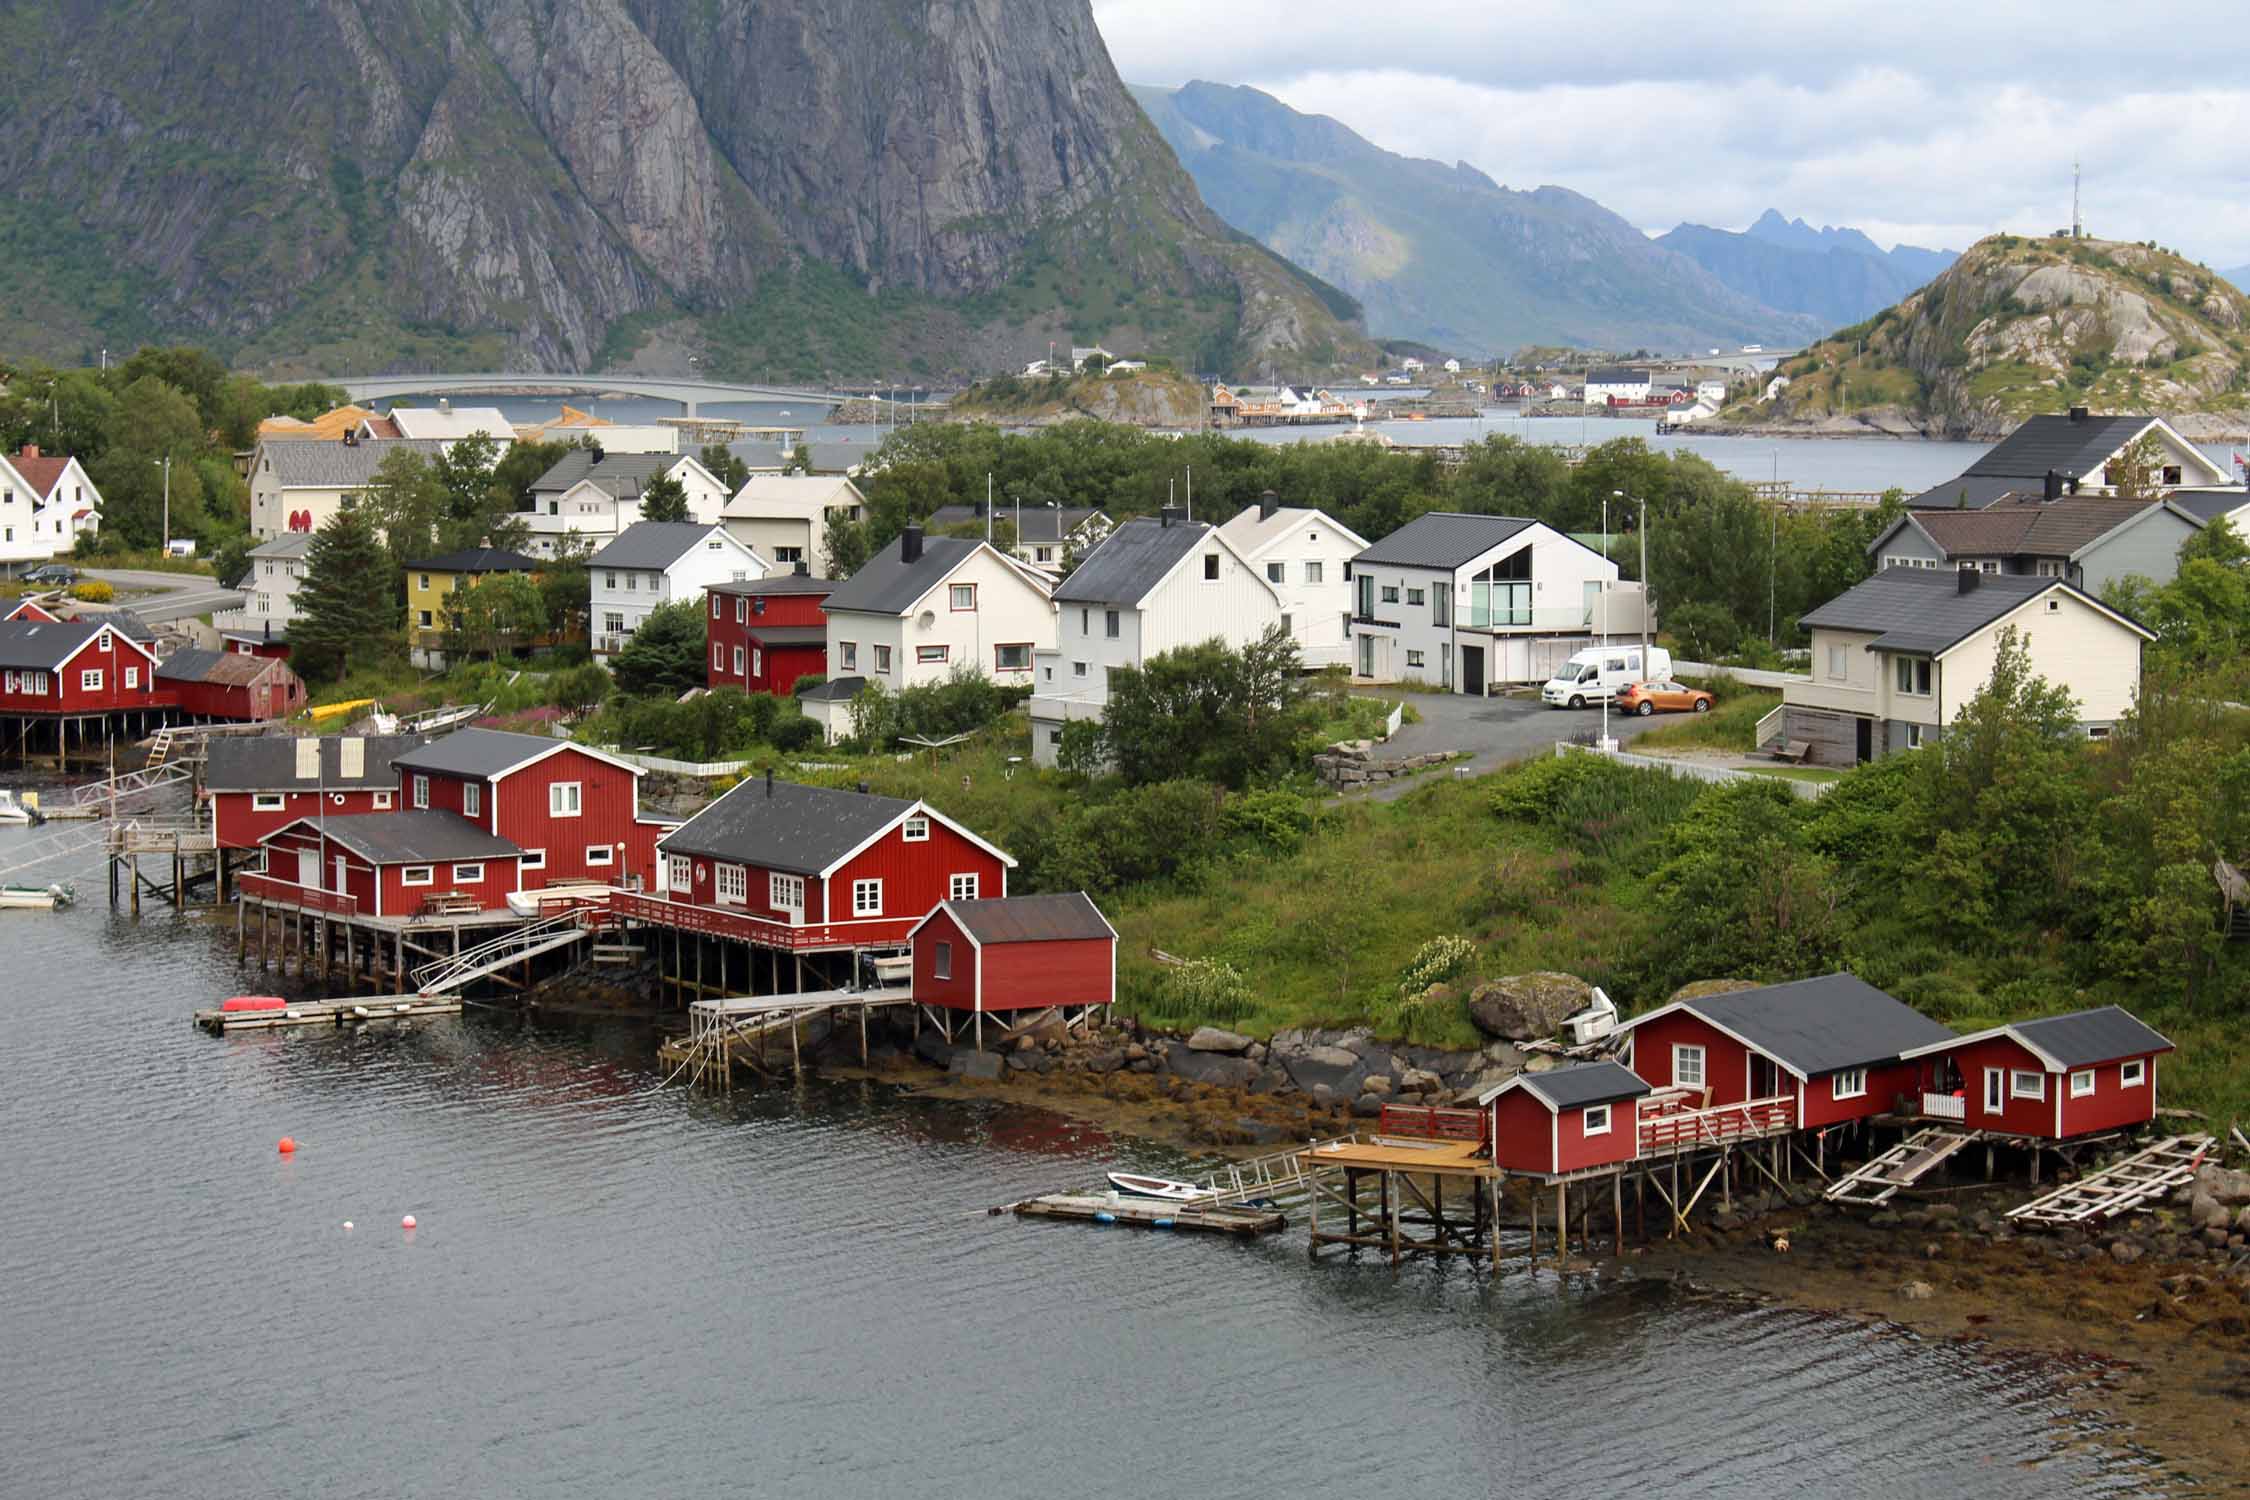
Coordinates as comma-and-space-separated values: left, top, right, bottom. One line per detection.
607, 890, 909, 951
1637, 1093, 1795, 1154
1379, 1103, 1490, 1144
239, 870, 360, 917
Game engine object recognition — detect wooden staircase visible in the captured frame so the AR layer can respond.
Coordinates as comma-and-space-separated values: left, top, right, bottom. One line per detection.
2007, 1135, 2215, 1226
1823, 1127, 1976, 1206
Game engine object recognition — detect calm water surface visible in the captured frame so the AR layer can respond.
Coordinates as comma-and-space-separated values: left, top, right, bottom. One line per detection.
0, 823, 2176, 1498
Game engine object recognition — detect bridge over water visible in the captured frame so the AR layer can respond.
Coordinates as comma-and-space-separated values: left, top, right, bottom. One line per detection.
333, 372, 846, 416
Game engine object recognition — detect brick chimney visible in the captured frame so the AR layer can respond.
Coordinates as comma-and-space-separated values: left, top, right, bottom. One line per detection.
900, 524, 924, 564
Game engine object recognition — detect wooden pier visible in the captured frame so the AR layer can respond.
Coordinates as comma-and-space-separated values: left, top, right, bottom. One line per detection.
193, 995, 464, 1033
657, 985, 913, 1085
1009, 1195, 1286, 1236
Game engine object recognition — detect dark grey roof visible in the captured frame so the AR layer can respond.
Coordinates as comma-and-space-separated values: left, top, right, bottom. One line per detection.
107, 610, 156, 642
154, 647, 269, 685
205, 734, 427, 792
0, 618, 108, 670
1517, 1061, 1650, 1110
530, 450, 680, 498
392, 727, 573, 779
941, 892, 1114, 945
822, 534, 987, 616
2011, 1007, 2174, 1067
1351, 512, 1536, 570
1964, 413, 2152, 482
2169, 489, 2247, 525
1908, 473, 2035, 510
1662, 974, 1958, 1078
1053, 517, 1208, 604
657, 777, 918, 876
798, 676, 864, 703
302, 810, 522, 866
260, 438, 451, 489
1799, 568, 2068, 655
589, 522, 732, 572
743, 625, 826, 647
1586, 367, 1651, 384
708, 575, 832, 597
403, 546, 540, 574
925, 504, 1106, 545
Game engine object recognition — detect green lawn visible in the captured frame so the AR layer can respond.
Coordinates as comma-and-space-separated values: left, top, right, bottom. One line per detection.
1633, 689, 1782, 753
1743, 765, 1843, 784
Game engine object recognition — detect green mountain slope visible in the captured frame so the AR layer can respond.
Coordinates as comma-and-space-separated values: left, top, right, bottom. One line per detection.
0, 0, 1371, 381
1730, 235, 2250, 438
1130, 81, 1819, 356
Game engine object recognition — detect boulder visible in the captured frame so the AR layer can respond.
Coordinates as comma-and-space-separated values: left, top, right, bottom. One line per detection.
1360, 1075, 1394, 1098
1004, 1051, 1038, 1072
1168, 1050, 1261, 1089
948, 1050, 1004, 1082
1523, 1054, 1560, 1073
1284, 1045, 1366, 1095
1399, 1067, 1445, 1095
1899, 1280, 1935, 1300
2236, 1206, 2250, 1236
2110, 1239, 2145, 1265
2197, 1164, 2250, 1207
912, 1031, 956, 1068
2192, 1190, 2230, 1231
1084, 1047, 1126, 1075
1467, 973, 1593, 1042
1310, 1083, 1339, 1109
1124, 1043, 1149, 1063
1667, 978, 1763, 1005
1350, 1093, 1385, 1119
1246, 1042, 1268, 1064
1187, 1026, 1254, 1054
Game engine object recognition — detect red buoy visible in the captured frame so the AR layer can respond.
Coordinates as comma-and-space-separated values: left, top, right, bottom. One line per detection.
223, 996, 290, 1014
277, 1137, 296, 1154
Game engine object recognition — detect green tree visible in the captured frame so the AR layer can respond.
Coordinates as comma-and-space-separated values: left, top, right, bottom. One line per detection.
492, 438, 579, 511
293, 504, 403, 682
638, 471, 692, 523
537, 533, 595, 643
1645, 779, 1844, 984
608, 598, 708, 699
823, 509, 871, 577
431, 434, 528, 552
1097, 626, 1312, 788
360, 447, 447, 570
699, 445, 750, 492
445, 573, 550, 661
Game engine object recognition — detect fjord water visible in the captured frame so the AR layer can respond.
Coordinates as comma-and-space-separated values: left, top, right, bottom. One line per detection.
0, 844, 2163, 1498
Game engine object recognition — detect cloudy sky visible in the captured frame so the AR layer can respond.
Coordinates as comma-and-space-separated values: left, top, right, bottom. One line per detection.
1091, 0, 2250, 269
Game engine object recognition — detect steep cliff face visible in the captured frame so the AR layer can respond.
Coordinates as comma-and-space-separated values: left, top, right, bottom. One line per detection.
0, 0, 1367, 376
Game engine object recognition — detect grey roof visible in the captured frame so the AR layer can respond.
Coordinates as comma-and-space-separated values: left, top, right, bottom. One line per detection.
2169, 489, 2248, 525
1654, 973, 1958, 1078
1879, 495, 2186, 562
941, 892, 1115, 945
656, 777, 919, 876
1964, 413, 2152, 482
1587, 367, 1652, 384
530, 450, 679, 498
1799, 568, 2072, 655
1351, 512, 1536, 570
260, 438, 450, 489
925, 504, 1106, 545
393, 727, 580, 780
249, 533, 316, 560
2009, 1007, 2174, 1068
301, 810, 522, 866
205, 734, 427, 792
402, 546, 540, 574
1908, 473, 2029, 510
708, 575, 832, 597
0, 618, 108, 670
104, 609, 156, 642
1052, 517, 1207, 605
154, 648, 280, 686
797, 676, 864, 703
1514, 1061, 1650, 1110
589, 522, 731, 572
737, 443, 868, 476
822, 534, 986, 616
742, 625, 826, 647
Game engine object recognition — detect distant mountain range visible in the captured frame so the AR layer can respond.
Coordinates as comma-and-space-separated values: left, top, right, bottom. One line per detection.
1130, 81, 1820, 357
1657, 211, 1958, 329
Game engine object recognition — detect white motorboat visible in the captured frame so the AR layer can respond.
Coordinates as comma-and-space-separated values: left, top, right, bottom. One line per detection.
0, 789, 39, 825
1105, 1172, 1212, 1203
0, 882, 74, 910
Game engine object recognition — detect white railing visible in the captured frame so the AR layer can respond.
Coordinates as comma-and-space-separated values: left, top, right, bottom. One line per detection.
1922, 1092, 1967, 1121
1754, 703, 1787, 751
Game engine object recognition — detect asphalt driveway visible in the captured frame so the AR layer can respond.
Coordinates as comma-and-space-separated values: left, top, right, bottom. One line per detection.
1342, 687, 1672, 801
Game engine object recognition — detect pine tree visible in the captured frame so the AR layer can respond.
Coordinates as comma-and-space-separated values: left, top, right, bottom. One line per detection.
639, 472, 692, 523
293, 504, 402, 682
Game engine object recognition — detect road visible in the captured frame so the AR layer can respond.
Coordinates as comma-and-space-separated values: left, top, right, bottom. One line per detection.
1344, 687, 1674, 802
83, 568, 243, 625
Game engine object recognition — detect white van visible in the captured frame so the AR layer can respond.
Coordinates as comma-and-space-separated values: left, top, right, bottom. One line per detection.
1540, 645, 1672, 708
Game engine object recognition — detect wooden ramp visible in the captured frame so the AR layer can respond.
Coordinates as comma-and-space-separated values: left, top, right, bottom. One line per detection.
2006, 1135, 2215, 1226
1824, 1127, 1976, 1206
410, 909, 595, 994
661, 986, 914, 1086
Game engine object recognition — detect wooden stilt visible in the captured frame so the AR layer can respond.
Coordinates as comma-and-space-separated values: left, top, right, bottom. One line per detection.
1555, 1183, 1566, 1263
1387, 1170, 1401, 1267
1529, 1181, 1538, 1261
1612, 1172, 1624, 1255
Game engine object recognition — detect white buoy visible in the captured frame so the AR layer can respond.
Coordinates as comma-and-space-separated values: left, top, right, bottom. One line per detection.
352, 1005, 370, 1018
342, 1221, 354, 1231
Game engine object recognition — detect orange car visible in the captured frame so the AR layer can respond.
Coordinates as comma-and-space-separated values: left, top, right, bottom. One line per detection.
1616, 679, 1713, 716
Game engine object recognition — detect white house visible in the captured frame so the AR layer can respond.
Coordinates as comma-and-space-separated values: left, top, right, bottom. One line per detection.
1443, 358, 1463, 375
1028, 510, 1282, 766
923, 501, 1114, 576
1584, 367, 1652, 405
1347, 512, 1648, 692
1215, 493, 1368, 671
588, 522, 769, 657
1906, 410, 2234, 510
1400, 357, 1426, 373
721, 475, 868, 576
212, 533, 313, 653
0, 445, 102, 568
380, 404, 516, 450
248, 436, 453, 538
1778, 567, 2154, 767
523, 451, 732, 559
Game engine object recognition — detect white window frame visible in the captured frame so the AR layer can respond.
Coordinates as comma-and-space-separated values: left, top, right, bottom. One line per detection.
125, 666, 138, 689
252, 793, 287, 812
2069, 1069, 2095, 1098
1266, 561, 1285, 583
585, 844, 615, 867
666, 854, 694, 893
462, 782, 481, 818
1832, 1068, 1867, 1100
549, 782, 582, 818
452, 862, 485, 884
1673, 1044, 1706, 1090
80, 669, 102, 692
1304, 560, 1322, 585
411, 774, 429, 809
915, 645, 949, 664
521, 848, 545, 870
2011, 1069, 2046, 1101
949, 583, 977, 612
373, 791, 394, 810
949, 872, 979, 901
902, 815, 930, 842
873, 643, 892, 674
2120, 1059, 2147, 1088
770, 872, 805, 912
1582, 1103, 1611, 1136
840, 641, 858, 671
400, 865, 434, 887
713, 862, 746, 905
852, 878, 882, 916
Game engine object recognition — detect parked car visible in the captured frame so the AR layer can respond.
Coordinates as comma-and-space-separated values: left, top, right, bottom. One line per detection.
1540, 645, 1674, 708
22, 564, 77, 585
1616, 679, 1713, 716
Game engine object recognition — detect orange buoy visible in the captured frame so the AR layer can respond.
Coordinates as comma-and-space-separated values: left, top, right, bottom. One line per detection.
277, 1137, 296, 1154
401, 1215, 418, 1230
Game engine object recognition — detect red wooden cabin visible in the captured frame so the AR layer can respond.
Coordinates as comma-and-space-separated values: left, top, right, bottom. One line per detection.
1482, 1062, 1651, 1177
255, 811, 524, 919
647, 773, 1013, 953
0, 618, 164, 716
706, 575, 831, 696
390, 728, 669, 892
1897, 1007, 2173, 1139
206, 735, 425, 851
1617, 974, 1957, 1131
908, 892, 1116, 1015
5, 600, 58, 623
155, 648, 307, 722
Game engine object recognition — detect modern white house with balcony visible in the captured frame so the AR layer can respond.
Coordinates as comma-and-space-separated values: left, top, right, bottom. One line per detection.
1346, 513, 1647, 693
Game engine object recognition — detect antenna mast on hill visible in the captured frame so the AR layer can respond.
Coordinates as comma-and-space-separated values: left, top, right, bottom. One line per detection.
2072, 157, 2083, 239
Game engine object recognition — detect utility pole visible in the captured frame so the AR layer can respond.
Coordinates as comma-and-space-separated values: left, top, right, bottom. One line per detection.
1638, 494, 1650, 657
155, 456, 172, 554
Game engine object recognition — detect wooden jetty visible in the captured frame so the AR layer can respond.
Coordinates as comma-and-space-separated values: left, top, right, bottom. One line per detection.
1009, 1195, 1286, 1237
657, 985, 914, 1086
2006, 1134, 2215, 1226
193, 995, 463, 1034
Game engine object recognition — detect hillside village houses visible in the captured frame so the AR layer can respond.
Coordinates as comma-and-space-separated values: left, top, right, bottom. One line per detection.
1870, 490, 2208, 593
1908, 409, 2231, 509
523, 450, 732, 559
211, 533, 313, 657
0, 445, 102, 569
1028, 510, 1282, 766
1347, 512, 1648, 693
721, 475, 868, 577
406, 545, 541, 669
705, 574, 832, 698
588, 522, 768, 657
923, 500, 1114, 577
249, 436, 450, 538
1215, 492, 1367, 672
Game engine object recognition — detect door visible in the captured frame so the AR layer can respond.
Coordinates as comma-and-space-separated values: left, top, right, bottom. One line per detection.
297, 848, 320, 889
1749, 1055, 1781, 1100
334, 856, 349, 898
1983, 1067, 2005, 1116
1357, 632, 1375, 678
1855, 716, 1874, 763
1461, 645, 1485, 697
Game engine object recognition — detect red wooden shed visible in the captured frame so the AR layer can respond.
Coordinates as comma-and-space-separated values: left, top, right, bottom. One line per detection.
908, 892, 1116, 1017
0, 617, 163, 717
391, 728, 669, 893
1896, 1006, 2173, 1140
1481, 1061, 1650, 1179
155, 648, 307, 722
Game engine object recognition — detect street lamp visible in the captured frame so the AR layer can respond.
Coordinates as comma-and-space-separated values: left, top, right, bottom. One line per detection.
154, 456, 172, 555
1616, 489, 1648, 657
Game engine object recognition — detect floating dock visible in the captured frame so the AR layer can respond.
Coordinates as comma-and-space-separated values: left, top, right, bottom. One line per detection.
1007, 1194, 1287, 1237
193, 996, 463, 1033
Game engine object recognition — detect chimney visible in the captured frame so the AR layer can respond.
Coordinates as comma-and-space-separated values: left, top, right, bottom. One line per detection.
792, 561, 809, 576
855, 780, 871, 795
20, 444, 37, 460
2068, 405, 2089, 423
2043, 469, 2064, 503
765, 768, 774, 798
1258, 489, 1279, 522
1159, 505, 1184, 528
973, 497, 987, 518
1957, 568, 1981, 595
439, 397, 452, 413
900, 524, 924, 564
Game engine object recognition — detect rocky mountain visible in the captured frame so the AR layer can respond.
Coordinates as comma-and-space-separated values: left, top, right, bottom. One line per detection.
0, 0, 1370, 379
1656, 210, 1956, 329
1129, 81, 1818, 357
1729, 234, 2250, 439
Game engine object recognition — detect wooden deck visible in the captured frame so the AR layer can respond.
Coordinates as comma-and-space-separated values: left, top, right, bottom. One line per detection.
1824, 1127, 1975, 1206
1304, 1137, 1495, 1176
1010, 1195, 1287, 1236
2007, 1135, 2215, 1226
194, 996, 463, 1033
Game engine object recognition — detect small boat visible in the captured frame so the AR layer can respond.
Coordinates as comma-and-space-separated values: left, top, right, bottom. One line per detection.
0, 882, 74, 910
1105, 1172, 1211, 1202
0, 789, 42, 825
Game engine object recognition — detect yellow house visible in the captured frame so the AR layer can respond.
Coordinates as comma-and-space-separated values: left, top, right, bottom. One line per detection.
405, 546, 541, 669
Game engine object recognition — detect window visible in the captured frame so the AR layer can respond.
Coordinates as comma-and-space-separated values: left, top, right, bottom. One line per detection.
2036, 560, 2064, 578
950, 584, 977, 611
124, 666, 139, 689
1432, 587, 1448, 627
1079, 608, 1090, 635
1406, 587, 1425, 606
949, 872, 979, 901
602, 612, 624, 635
1894, 657, 1932, 696
2045, 598, 2062, 613
1905, 724, 1924, 750
737, 598, 747, 622
2121, 1059, 2147, 1088
1978, 560, 1999, 574
1203, 553, 1220, 581
995, 643, 1032, 671
1267, 561, 1285, 583
852, 879, 882, 916
712, 597, 724, 618
733, 646, 745, 676
1582, 1104, 1611, 1136
770, 872, 805, 911
586, 845, 615, 867
1827, 645, 1848, 680
933, 941, 953, 980
775, 547, 804, 566
80, 669, 102, 691
839, 642, 858, 671
252, 793, 287, 812
2162, 464, 2183, 486
1280, 613, 1292, 636
549, 782, 582, 818
520, 848, 544, 870
400, 865, 434, 887
411, 774, 429, 809
373, 791, 393, 810
2070, 1069, 2096, 1098
1832, 1068, 1867, 1100
1673, 1044, 1705, 1089
421, 574, 433, 590
1036, 546, 1054, 563
462, 783, 480, 818
418, 609, 434, 629
1304, 561, 1322, 585
1073, 661, 1088, 678
874, 644, 894, 673
713, 862, 745, 904
1047, 728, 1063, 746
2011, 1069, 2046, 1101
452, 863, 485, 884
1105, 608, 1120, 638
625, 573, 637, 591
1380, 584, 1400, 603
712, 644, 724, 671
666, 854, 693, 892
915, 645, 948, 664
1406, 649, 1426, 669
903, 815, 930, 842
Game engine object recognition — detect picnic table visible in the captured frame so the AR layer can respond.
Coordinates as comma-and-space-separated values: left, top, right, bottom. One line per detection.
420, 891, 484, 916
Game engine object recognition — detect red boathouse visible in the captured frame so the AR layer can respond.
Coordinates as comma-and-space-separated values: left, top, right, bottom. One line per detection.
1481, 1061, 1651, 1178
257, 811, 525, 919
706, 575, 831, 697
1897, 1007, 2174, 1139
909, 892, 1116, 1019
389, 728, 670, 894
155, 648, 307, 723
206, 735, 424, 851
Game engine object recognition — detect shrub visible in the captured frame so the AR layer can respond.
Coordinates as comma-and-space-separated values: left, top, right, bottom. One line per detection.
1397, 935, 1477, 998
1218, 786, 1317, 850
1150, 958, 1253, 1026
769, 710, 821, 752
69, 580, 115, 603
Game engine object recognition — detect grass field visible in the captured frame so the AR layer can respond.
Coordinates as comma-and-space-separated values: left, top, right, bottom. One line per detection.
1633, 689, 1781, 753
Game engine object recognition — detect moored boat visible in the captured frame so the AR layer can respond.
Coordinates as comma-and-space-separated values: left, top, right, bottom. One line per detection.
0, 789, 42, 825
1105, 1172, 1211, 1202
0, 882, 75, 910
